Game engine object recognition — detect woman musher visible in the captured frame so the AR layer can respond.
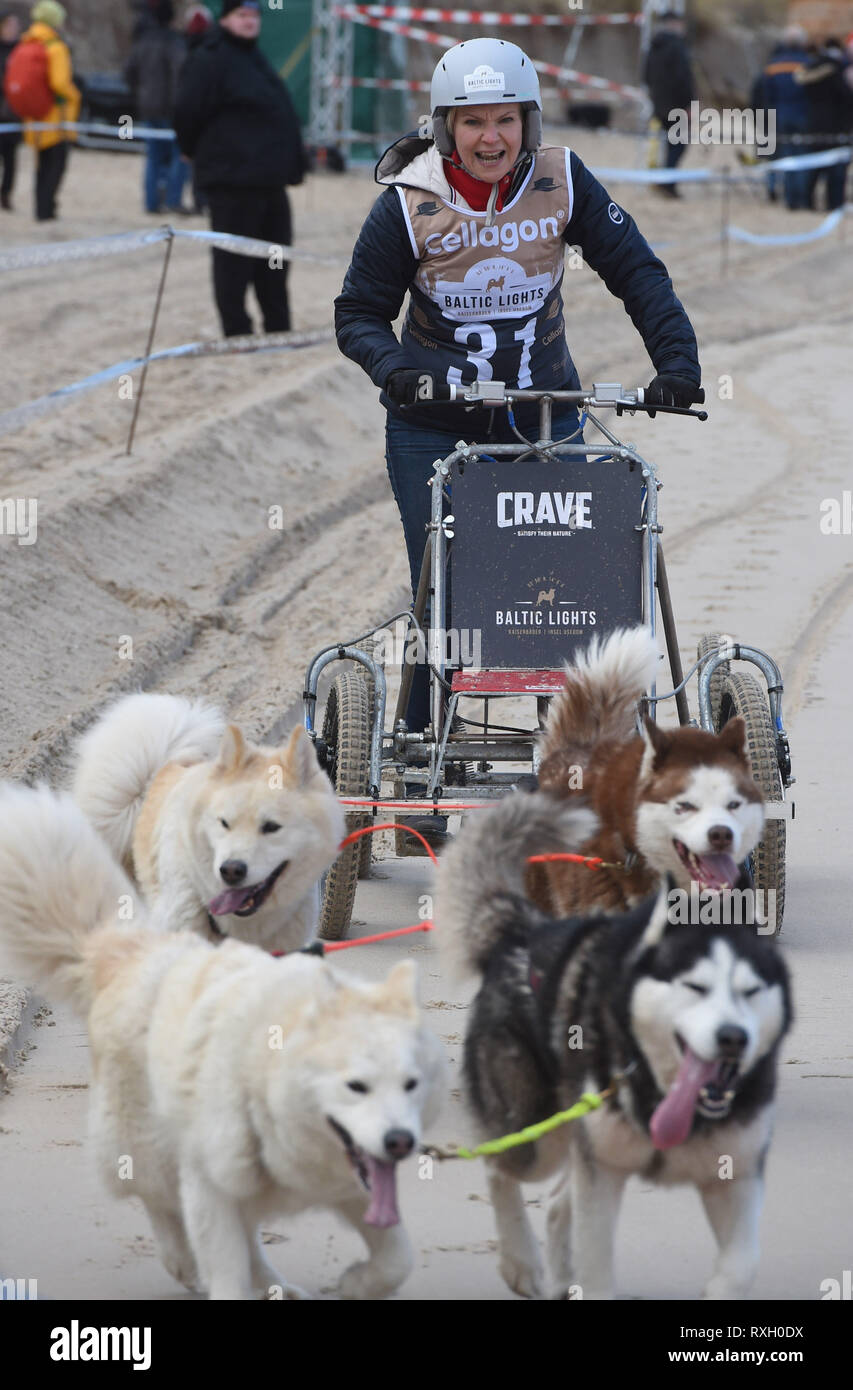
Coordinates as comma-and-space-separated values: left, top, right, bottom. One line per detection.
335, 38, 703, 734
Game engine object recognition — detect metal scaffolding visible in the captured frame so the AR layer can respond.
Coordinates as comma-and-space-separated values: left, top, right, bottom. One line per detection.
309, 0, 354, 147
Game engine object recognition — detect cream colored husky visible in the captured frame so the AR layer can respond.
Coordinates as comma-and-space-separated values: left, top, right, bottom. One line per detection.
72, 693, 344, 953
0, 785, 445, 1300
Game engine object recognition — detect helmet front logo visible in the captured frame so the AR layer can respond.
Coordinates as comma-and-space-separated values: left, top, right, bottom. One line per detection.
463, 65, 506, 97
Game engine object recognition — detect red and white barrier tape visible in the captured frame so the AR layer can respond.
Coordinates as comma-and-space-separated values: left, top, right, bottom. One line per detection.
345, 5, 641, 27
331, 75, 430, 91
334, 6, 646, 101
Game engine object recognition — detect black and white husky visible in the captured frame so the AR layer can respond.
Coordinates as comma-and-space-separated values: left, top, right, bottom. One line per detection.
435, 794, 792, 1301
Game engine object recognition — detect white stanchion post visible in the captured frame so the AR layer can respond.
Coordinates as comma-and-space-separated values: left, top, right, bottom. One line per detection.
126, 227, 175, 455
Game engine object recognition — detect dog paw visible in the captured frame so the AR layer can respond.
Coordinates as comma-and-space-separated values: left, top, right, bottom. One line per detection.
338, 1261, 398, 1301
499, 1256, 544, 1300
161, 1252, 200, 1292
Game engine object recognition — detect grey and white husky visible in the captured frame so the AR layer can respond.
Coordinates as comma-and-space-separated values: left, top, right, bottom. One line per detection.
435, 793, 792, 1301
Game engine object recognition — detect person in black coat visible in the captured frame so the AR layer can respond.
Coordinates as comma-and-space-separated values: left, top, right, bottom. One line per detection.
0, 10, 22, 211
182, 4, 213, 213
173, 0, 308, 337
750, 28, 812, 209
125, 0, 187, 214
643, 11, 696, 197
795, 37, 853, 210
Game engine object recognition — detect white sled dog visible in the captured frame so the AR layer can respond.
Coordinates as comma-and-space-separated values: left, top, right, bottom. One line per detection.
0, 784, 445, 1300
72, 693, 344, 952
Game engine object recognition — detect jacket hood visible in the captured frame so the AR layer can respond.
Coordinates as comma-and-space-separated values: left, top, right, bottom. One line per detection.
375, 132, 533, 212
375, 133, 443, 190
24, 22, 60, 40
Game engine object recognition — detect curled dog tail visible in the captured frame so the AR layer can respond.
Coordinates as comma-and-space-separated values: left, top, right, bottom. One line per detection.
433, 792, 597, 980
539, 626, 661, 773
0, 784, 143, 1014
72, 692, 225, 868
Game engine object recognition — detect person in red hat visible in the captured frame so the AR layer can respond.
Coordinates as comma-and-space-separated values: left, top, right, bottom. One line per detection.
181, 4, 213, 213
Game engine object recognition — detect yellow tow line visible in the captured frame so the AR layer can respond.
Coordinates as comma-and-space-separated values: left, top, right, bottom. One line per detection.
424, 1073, 632, 1162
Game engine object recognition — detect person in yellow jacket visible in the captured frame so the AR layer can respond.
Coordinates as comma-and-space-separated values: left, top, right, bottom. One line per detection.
21, 0, 80, 220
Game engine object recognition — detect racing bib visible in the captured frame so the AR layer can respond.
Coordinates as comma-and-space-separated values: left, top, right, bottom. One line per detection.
398, 146, 575, 390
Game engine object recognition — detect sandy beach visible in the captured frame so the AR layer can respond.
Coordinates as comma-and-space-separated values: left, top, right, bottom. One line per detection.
1, 130, 852, 1302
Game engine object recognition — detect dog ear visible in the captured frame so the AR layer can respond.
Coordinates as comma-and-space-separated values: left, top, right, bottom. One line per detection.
642, 714, 671, 766
379, 960, 419, 1016
216, 724, 246, 773
281, 725, 322, 785
718, 715, 747, 757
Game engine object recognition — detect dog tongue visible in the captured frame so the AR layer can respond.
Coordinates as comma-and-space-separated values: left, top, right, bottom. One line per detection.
650, 1048, 720, 1150
208, 886, 255, 916
363, 1158, 400, 1228
692, 853, 739, 890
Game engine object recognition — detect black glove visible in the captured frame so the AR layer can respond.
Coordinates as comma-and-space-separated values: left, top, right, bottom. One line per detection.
644, 373, 705, 417
385, 368, 436, 406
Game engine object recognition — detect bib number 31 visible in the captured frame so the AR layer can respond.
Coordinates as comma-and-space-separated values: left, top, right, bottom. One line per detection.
446, 315, 537, 391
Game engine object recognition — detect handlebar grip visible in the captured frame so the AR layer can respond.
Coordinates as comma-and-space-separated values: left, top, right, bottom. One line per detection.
430, 383, 457, 402
638, 384, 705, 409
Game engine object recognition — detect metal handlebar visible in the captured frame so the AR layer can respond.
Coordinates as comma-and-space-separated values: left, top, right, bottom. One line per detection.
415, 380, 708, 421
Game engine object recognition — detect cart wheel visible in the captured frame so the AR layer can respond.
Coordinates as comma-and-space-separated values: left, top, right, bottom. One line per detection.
319, 669, 371, 940
356, 636, 383, 880
697, 633, 729, 731
717, 670, 786, 937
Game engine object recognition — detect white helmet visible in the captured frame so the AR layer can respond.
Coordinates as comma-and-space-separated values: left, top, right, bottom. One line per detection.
430, 38, 542, 157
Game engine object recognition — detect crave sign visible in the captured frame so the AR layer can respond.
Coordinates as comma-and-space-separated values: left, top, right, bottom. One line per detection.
451, 455, 645, 668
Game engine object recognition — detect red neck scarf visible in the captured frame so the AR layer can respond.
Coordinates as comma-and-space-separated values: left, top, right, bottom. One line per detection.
443, 156, 512, 212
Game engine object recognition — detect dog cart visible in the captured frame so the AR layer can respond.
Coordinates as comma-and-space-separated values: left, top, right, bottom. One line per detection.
304, 384, 793, 939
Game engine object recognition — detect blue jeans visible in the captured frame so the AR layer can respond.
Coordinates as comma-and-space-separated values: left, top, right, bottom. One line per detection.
385, 404, 582, 731
810, 154, 849, 211
772, 127, 812, 209
144, 122, 187, 213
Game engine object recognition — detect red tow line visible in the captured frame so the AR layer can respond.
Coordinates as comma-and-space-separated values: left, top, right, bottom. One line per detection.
307, 825, 611, 953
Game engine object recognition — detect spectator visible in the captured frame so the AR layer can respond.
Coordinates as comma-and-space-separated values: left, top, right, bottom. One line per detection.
643, 10, 695, 199
795, 36, 853, 210
184, 3, 211, 45
752, 26, 812, 209
182, 3, 212, 213
124, 0, 187, 215
174, 0, 307, 337
19, 0, 80, 221
0, 9, 22, 210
